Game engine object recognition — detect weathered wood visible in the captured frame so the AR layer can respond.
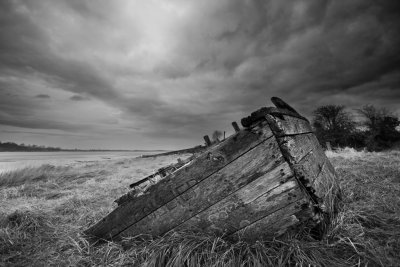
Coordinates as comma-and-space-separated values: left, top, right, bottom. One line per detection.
128, 164, 178, 189
114, 189, 139, 206
232, 200, 311, 241
276, 133, 336, 187
118, 143, 289, 238
128, 174, 155, 189
241, 106, 308, 128
275, 133, 323, 165
273, 131, 341, 235
85, 97, 342, 243
291, 143, 327, 186
85, 122, 274, 240
174, 177, 302, 237
204, 135, 212, 146
232, 121, 240, 133
271, 97, 301, 116
265, 114, 313, 137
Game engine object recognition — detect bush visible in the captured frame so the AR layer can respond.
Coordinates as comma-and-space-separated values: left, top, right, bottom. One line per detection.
312, 105, 356, 148
358, 105, 400, 151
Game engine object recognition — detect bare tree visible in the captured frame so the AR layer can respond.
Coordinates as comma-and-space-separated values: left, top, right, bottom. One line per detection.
312, 105, 355, 148
313, 105, 352, 131
358, 104, 390, 131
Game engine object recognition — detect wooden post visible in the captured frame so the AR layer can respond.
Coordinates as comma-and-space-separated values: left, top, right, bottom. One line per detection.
204, 135, 212, 146
223, 131, 226, 140
232, 121, 240, 133
326, 142, 332, 151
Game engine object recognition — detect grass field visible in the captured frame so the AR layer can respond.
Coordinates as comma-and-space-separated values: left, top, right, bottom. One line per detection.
1, 149, 399, 266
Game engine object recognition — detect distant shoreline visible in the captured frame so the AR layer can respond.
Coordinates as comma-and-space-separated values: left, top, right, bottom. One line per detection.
0, 141, 171, 153
0, 150, 169, 153
0, 141, 206, 155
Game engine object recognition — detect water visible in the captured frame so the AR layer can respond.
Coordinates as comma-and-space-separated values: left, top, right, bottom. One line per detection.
0, 151, 161, 173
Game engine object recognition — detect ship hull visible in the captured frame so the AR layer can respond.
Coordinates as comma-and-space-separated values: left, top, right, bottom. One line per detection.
85, 98, 341, 242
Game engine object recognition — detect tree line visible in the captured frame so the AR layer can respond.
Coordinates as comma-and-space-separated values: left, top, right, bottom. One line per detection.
312, 104, 400, 151
0, 142, 62, 152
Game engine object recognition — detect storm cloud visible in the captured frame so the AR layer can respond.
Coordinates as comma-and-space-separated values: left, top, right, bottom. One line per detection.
0, 0, 399, 149
35, 94, 50, 99
70, 95, 89, 101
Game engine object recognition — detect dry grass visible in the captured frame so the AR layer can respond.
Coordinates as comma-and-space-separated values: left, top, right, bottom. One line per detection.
0, 151, 399, 266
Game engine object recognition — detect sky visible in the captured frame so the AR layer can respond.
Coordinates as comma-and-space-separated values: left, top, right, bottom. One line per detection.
0, 0, 399, 150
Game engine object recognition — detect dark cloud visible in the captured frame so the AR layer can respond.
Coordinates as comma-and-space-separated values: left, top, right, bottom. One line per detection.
0, 0, 399, 149
70, 95, 89, 101
0, 0, 119, 100
0, 116, 91, 131
216, 2, 397, 106
35, 94, 50, 99
1, 129, 91, 138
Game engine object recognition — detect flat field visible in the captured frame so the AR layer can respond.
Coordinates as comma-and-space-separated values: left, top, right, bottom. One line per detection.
1, 149, 399, 266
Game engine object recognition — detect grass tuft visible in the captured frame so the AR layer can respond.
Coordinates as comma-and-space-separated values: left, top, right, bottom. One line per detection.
0, 210, 54, 265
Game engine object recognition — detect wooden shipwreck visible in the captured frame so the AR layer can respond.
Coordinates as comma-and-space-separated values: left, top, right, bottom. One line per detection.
85, 97, 341, 242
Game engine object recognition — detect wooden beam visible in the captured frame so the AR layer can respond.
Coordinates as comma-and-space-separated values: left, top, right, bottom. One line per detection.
204, 135, 212, 146
265, 114, 313, 137
232, 121, 240, 133
271, 97, 301, 117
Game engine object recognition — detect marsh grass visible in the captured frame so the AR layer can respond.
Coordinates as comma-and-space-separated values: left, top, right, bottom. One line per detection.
0, 164, 69, 187
0, 151, 399, 266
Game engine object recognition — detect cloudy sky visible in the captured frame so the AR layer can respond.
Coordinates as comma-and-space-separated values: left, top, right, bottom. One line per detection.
0, 0, 399, 150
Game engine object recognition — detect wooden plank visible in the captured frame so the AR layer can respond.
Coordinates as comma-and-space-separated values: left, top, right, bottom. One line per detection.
291, 143, 327, 186
85, 121, 274, 240
172, 178, 303, 237
276, 133, 322, 165
271, 97, 302, 117
232, 200, 311, 241
265, 113, 313, 137
116, 138, 287, 238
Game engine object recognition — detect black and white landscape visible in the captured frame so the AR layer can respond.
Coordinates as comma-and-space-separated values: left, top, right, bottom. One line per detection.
1, 1, 400, 266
